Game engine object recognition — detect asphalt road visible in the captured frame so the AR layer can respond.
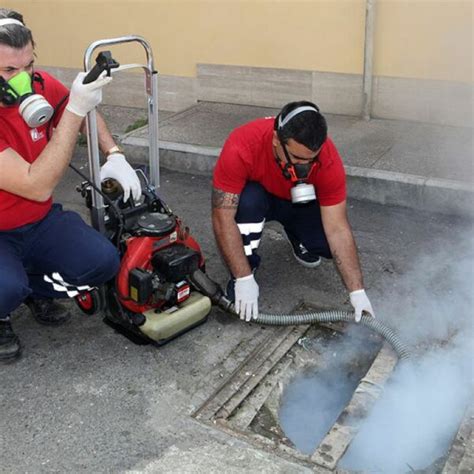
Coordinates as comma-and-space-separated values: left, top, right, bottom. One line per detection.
1, 147, 472, 473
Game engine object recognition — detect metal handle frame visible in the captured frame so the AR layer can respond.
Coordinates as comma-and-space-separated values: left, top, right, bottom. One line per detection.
83, 35, 159, 232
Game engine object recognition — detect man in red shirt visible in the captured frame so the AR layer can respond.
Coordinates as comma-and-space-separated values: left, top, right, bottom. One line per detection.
212, 101, 375, 323
0, 9, 140, 361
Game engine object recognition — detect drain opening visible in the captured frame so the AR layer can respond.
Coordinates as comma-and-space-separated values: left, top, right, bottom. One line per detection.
249, 323, 380, 455
194, 302, 472, 471
277, 363, 361, 454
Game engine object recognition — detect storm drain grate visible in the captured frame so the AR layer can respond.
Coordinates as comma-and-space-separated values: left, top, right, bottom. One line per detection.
193, 303, 400, 471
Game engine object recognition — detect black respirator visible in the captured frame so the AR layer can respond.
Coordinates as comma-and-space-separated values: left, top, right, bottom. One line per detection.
275, 105, 322, 204
0, 18, 54, 128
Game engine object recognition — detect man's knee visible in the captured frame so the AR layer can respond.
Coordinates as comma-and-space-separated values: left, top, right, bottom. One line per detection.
92, 244, 120, 282
236, 182, 268, 221
87, 243, 120, 284
0, 279, 30, 316
66, 242, 120, 287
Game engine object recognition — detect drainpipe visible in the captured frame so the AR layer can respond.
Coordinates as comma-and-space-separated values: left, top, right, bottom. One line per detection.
362, 0, 375, 120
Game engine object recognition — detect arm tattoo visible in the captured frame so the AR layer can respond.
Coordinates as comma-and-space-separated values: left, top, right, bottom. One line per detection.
212, 188, 240, 209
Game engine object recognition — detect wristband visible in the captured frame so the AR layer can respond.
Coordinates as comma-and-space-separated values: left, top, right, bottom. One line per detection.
104, 145, 123, 158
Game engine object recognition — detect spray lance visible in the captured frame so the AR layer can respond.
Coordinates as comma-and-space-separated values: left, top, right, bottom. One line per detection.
188, 269, 411, 360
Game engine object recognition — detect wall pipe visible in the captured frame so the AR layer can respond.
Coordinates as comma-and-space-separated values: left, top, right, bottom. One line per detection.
362, 0, 376, 121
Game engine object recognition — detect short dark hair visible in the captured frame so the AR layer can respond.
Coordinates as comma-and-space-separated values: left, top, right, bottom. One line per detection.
0, 8, 35, 49
275, 100, 328, 151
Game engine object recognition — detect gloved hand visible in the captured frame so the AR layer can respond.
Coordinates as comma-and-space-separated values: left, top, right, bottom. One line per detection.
235, 274, 259, 322
100, 153, 142, 203
350, 289, 375, 323
66, 71, 112, 117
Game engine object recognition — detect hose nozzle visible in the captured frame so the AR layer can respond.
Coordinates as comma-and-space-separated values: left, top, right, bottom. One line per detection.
189, 269, 234, 312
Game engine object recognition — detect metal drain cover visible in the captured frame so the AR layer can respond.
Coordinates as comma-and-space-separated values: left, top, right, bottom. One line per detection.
193, 303, 394, 471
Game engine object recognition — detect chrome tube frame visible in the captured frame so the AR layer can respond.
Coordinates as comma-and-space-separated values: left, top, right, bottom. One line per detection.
83, 36, 159, 232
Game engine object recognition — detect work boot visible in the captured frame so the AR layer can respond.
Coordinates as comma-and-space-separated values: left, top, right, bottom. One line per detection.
285, 231, 322, 269
25, 297, 72, 326
0, 318, 21, 362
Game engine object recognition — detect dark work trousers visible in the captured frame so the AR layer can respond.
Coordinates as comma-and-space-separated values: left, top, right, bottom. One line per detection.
235, 182, 332, 270
0, 204, 120, 319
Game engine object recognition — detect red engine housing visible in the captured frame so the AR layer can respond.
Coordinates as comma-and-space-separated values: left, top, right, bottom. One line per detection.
116, 222, 204, 314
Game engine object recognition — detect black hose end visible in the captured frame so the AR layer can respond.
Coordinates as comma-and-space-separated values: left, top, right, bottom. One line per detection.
217, 295, 237, 314
189, 270, 225, 304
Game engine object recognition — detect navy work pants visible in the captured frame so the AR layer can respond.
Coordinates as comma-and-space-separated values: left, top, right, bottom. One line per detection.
0, 204, 120, 318
235, 182, 332, 270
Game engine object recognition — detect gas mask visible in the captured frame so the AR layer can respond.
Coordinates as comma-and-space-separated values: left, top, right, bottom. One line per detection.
275, 105, 323, 204
276, 149, 319, 204
0, 71, 54, 128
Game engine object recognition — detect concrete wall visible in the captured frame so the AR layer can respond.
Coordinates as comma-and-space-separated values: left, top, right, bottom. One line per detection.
4, 0, 473, 126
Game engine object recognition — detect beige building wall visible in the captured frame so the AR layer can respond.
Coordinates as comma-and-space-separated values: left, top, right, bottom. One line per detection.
4, 0, 473, 126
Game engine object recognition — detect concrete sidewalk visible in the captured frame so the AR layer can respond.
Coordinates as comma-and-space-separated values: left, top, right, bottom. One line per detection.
107, 101, 473, 218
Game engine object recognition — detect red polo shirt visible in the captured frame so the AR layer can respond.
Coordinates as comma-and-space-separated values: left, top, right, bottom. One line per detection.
0, 71, 69, 230
213, 117, 346, 206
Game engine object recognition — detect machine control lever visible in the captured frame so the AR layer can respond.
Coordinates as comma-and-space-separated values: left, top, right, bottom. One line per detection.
83, 51, 120, 84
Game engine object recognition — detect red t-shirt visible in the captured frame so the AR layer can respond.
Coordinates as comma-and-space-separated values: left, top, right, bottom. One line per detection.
0, 70, 69, 230
213, 117, 346, 206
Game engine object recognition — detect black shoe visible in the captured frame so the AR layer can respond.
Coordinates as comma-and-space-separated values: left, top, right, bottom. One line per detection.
25, 297, 72, 326
0, 318, 21, 362
285, 232, 322, 268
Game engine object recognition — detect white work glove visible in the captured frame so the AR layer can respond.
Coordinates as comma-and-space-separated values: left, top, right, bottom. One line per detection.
100, 153, 142, 203
350, 289, 375, 323
66, 71, 112, 117
235, 274, 259, 322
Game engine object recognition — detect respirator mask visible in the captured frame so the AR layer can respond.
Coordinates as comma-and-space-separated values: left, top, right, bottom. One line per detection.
0, 17, 53, 128
277, 155, 319, 204
0, 71, 54, 128
275, 105, 322, 204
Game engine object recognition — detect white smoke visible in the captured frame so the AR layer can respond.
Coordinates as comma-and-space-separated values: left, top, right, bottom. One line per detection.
375, 236, 474, 347
341, 339, 473, 471
340, 236, 474, 471
279, 332, 373, 455
279, 235, 473, 470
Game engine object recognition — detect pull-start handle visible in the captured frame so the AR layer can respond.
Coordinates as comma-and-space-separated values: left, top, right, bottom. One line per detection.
83, 51, 120, 84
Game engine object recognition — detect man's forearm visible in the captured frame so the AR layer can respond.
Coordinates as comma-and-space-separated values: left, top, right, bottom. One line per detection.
28, 110, 85, 200
211, 187, 252, 278
97, 113, 116, 154
79, 112, 116, 154
327, 228, 364, 291
212, 212, 252, 278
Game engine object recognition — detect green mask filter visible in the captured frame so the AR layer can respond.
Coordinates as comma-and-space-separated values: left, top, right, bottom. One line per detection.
6, 71, 54, 128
